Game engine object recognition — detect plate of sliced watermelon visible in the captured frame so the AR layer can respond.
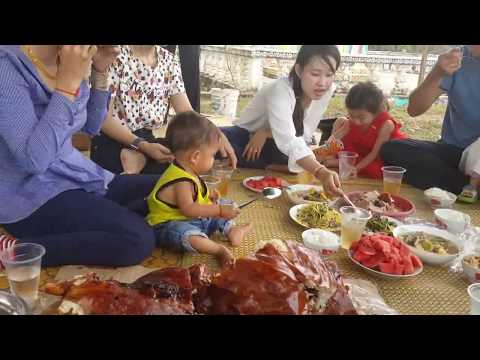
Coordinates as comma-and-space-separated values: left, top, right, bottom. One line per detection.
243, 175, 289, 193
348, 233, 423, 280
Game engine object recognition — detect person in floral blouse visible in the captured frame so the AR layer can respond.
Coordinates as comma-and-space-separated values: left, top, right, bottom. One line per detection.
90, 45, 237, 175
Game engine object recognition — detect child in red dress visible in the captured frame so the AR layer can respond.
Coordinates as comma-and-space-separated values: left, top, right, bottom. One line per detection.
325, 82, 407, 179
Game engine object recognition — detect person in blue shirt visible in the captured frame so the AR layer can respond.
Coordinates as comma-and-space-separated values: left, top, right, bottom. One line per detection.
0, 45, 158, 268
380, 45, 480, 195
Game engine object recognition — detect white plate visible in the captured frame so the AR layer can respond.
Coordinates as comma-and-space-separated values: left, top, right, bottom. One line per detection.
393, 225, 461, 266
289, 204, 341, 232
348, 250, 423, 280
242, 176, 288, 193
285, 184, 330, 205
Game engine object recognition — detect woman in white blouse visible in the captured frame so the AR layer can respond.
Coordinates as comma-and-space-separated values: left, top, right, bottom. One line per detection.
221, 45, 342, 196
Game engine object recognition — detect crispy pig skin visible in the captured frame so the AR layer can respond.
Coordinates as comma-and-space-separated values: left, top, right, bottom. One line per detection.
42, 243, 357, 315
195, 242, 356, 315
128, 267, 194, 313
196, 257, 308, 315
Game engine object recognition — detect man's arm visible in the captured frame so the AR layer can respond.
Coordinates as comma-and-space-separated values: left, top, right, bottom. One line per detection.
407, 66, 445, 117
407, 47, 462, 117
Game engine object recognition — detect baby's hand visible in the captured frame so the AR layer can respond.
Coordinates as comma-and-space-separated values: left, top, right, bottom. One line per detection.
209, 189, 221, 204
219, 204, 240, 220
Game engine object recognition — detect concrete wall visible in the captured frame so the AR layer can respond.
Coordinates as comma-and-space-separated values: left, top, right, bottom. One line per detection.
200, 45, 438, 96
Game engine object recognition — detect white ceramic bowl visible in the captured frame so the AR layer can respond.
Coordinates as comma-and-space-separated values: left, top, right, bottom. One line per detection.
462, 254, 480, 283
285, 184, 328, 205
468, 283, 480, 315
302, 229, 340, 256
434, 208, 471, 234
424, 188, 457, 209
393, 225, 461, 266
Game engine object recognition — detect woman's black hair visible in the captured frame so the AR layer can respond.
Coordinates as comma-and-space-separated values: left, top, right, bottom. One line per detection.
288, 45, 341, 136
345, 82, 387, 114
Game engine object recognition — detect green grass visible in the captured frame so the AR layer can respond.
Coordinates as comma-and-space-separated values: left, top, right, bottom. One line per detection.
201, 94, 446, 141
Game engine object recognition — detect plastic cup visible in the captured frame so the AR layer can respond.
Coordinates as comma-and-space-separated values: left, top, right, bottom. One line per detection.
339, 206, 372, 250
381, 166, 407, 195
467, 283, 480, 315
338, 151, 358, 181
0, 243, 46, 308
212, 160, 234, 197
200, 175, 221, 193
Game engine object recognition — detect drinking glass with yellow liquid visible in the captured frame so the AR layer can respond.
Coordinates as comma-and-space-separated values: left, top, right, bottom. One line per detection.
212, 160, 234, 197
200, 175, 221, 195
0, 243, 45, 308
381, 166, 407, 196
339, 206, 371, 250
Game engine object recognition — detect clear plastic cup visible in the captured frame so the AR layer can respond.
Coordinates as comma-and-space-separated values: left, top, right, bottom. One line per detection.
338, 151, 358, 181
211, 159, 234, 197
0, 243, 45, 308
381, 166, 407, 195
339, 206, 372, 250
200, 175, 221, 193
467, 283, 480, 315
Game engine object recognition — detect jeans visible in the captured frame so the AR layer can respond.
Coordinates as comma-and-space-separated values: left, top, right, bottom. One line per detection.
220, 126, 288, 169
90, 128, 170, 175
4, 175, 161, 267
380, 139, 469, 194
152, 218, 233, 253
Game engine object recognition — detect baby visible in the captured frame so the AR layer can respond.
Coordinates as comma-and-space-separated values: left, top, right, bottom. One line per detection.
146, 111, 252, 267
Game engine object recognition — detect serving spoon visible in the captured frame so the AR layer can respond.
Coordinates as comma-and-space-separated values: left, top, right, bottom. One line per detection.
238, 187, 282, 209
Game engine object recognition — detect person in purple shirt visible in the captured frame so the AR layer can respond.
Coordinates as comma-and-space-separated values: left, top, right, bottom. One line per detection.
0, 45, 165, 268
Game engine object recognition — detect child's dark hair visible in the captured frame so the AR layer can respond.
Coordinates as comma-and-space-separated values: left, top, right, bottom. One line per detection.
345, 82, 388, 114
166, 111, 221, 153
288, 45, 341, 136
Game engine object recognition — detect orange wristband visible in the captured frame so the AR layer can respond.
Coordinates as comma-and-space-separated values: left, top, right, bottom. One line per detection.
55, 87, 80, 97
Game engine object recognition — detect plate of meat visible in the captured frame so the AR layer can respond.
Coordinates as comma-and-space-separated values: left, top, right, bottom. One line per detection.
331, 190, 415, 219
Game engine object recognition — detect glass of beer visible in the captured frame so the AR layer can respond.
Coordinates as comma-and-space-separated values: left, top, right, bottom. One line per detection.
339, 206, 371, 250
212, 159, 234, 197
381, 166, 407, 195
0, 243, 46, 308
338, 151, 358, 181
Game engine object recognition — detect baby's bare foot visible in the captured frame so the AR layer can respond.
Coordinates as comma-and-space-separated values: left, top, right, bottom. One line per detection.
227, 223, 253, 247
120, 148, 147, 174
216, 245, 235, 269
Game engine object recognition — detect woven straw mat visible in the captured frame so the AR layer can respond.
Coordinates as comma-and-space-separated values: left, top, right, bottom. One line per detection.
181, 169, 479, 315
1, 169, 478, 314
